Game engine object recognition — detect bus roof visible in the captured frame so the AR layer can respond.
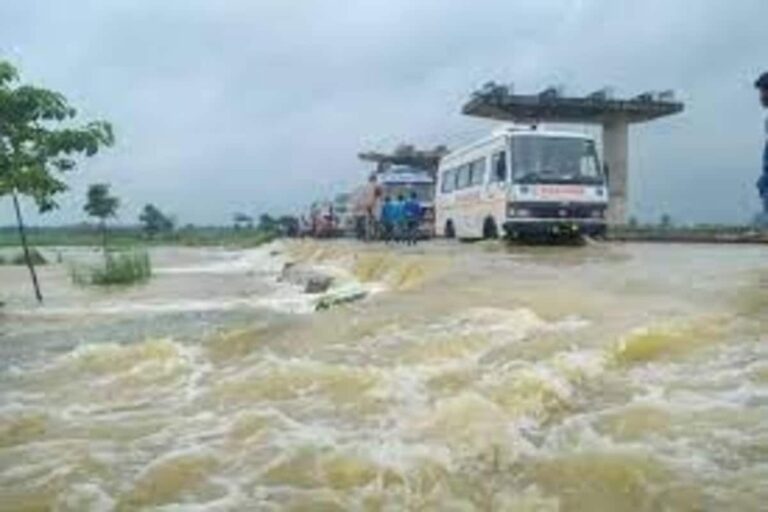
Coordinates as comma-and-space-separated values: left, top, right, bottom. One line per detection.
375, 165, 434, 185
441, 125, 595, 165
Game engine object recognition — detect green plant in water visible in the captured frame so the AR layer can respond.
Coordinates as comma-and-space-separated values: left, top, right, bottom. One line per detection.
12, 248, 47, 266
71, 250, 151, 286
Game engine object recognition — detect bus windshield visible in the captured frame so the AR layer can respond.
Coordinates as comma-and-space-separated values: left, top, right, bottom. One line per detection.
512, 136, 602, 185
381, 183, 434, 202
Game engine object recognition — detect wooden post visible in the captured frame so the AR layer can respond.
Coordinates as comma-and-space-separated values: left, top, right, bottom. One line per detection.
11, 190, 43, 303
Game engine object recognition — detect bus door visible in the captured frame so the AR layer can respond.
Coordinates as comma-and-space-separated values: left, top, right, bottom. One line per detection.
484, 148, 509, 222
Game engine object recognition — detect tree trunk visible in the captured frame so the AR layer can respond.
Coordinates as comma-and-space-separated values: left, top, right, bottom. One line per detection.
12, 191, 43, 304
100, 219, 107, 254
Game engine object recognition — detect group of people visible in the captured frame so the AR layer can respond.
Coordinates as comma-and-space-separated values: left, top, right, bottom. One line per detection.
380, 192, 423, 245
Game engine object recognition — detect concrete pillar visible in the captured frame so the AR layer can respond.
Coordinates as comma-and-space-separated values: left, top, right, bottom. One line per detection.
602, 119, 629, 225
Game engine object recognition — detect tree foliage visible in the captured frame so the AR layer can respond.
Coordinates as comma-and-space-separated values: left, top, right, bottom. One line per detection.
0, 60, 114, 211
139, 204, 174, 237
84, 183, 119, 252
84, 183, 119, 221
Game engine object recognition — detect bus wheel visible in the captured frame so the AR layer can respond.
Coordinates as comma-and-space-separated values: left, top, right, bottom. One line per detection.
482, 217, 499, 239
445, 220, 456, 239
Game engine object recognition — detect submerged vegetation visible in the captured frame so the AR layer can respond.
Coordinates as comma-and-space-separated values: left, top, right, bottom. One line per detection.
70, 250, 152, 286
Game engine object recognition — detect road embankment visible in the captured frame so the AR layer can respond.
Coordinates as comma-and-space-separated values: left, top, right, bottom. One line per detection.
607, 228, 768, 244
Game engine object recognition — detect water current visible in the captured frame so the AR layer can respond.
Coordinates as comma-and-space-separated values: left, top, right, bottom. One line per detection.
1, 241, 767, 511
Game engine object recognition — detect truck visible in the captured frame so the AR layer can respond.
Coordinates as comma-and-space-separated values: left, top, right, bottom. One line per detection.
350, 166, 436, 240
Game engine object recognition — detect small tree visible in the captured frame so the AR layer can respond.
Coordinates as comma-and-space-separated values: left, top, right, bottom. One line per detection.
233, 212, 254, 230
660, 213, 673, 229
258, 213, 277, 232
139, 204, 174, 238
0, 60, 113, 302
277, 215, 300, 237
84, 183, 119, 252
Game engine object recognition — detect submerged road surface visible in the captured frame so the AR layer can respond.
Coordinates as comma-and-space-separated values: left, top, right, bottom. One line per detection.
1, 240, 768, 511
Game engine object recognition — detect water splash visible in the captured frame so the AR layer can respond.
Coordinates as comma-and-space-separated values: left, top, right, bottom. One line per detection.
3, 242, 768, 510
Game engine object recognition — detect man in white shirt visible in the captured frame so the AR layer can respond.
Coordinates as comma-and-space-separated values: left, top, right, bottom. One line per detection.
756, 72, 768, 219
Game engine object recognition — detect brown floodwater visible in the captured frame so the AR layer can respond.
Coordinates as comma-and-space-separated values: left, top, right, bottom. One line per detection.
1, 240, 768, 511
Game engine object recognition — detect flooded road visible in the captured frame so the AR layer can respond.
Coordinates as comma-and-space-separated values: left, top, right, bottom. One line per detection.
2, 240, 768, 511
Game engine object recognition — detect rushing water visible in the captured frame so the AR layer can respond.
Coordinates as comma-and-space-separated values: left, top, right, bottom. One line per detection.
1, 241, 768, 511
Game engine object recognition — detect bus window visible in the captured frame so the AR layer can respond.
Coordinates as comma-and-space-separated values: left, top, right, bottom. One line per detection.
491, 151, 507, 182
440, 169, 454, 193
457, 164, 471, 189
386, 183, 434, 201
512, 137, 602, 184
470, 158, 485, 186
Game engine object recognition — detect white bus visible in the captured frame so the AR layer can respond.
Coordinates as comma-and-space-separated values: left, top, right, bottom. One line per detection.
435, 126, 608, 240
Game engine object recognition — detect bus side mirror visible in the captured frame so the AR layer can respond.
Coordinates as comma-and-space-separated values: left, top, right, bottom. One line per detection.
603, 163, 610, 182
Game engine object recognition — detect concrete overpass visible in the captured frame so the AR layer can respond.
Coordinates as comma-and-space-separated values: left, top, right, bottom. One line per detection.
359, 144, 448, 176
462, 83, 684, 224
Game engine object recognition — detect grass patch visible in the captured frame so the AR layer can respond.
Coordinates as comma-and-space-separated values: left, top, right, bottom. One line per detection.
0, 226, 280, 248
71, 250, 152, 286
0, 248, 47, 266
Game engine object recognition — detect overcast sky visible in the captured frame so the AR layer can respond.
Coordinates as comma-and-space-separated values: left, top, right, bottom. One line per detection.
1, 0, 766, 225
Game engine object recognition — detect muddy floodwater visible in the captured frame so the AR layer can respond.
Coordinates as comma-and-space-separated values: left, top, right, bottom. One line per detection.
2, 240, 768, 511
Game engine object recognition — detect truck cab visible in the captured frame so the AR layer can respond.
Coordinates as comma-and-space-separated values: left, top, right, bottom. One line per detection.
375, 165, 436, 238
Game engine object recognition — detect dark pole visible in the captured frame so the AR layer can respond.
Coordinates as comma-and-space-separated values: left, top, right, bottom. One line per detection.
11, 190, 43, 303
101, 218, 107, 254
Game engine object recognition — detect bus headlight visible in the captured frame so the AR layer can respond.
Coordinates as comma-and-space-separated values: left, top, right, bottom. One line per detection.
507, 204, 531, 218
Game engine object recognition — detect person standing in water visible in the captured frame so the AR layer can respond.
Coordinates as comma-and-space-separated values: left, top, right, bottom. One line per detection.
404, 191, 423, 245
756, 72, 768, 224
380, 196, 396, 243
393, 195, 407, 243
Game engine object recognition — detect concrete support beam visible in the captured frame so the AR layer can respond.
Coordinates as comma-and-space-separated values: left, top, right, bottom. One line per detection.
603, 119, 629, 225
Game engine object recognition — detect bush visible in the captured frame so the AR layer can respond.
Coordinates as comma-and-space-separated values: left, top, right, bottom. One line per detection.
71, 250, 152, 286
